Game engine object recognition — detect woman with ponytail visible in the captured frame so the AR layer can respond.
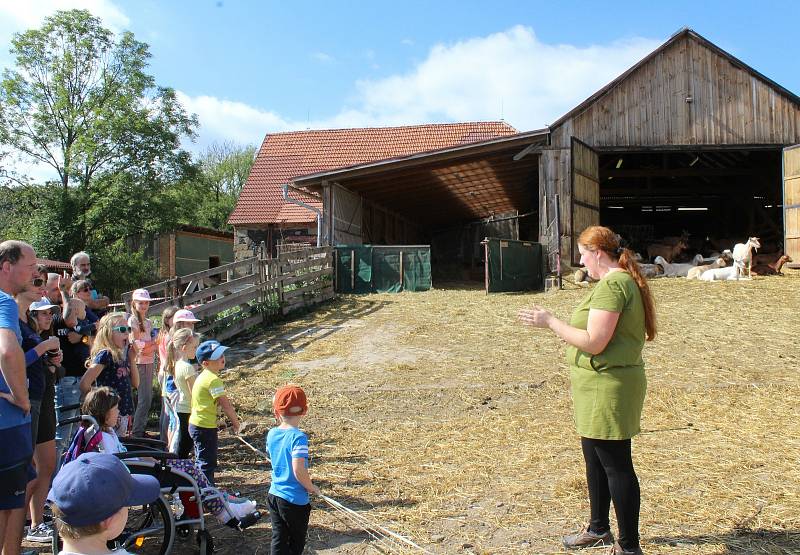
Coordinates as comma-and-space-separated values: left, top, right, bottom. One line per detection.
519, 225, 655, 555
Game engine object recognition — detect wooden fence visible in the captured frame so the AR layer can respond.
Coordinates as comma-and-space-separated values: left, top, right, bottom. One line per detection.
121, 246, 334, 342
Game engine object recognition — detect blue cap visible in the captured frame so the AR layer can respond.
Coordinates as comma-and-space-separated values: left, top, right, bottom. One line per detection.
48, 452, 160, 527
195, 340, 229, 364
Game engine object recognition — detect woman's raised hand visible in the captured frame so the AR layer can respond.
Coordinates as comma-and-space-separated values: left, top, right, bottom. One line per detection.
518, 306, 553, 328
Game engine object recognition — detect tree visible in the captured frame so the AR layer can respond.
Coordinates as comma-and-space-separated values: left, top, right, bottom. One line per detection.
0, 9, 196, 247
173, 141, 255, 229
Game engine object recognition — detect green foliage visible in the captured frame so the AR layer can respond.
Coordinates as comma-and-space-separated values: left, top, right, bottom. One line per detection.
0, 10, 255, 301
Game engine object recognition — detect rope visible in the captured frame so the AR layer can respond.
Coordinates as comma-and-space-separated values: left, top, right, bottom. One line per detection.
233, 435, 430, 554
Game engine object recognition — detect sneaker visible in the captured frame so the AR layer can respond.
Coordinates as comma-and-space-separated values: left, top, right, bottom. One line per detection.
562, 526, 614, 550
26, 522, 54, 543
609, 541, 643, 555
215, 499, 256, 525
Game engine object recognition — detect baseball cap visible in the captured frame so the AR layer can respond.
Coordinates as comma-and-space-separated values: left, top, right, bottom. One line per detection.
48, 452, 160, 527
173, 309, 201, 323
131, 288, 152, 301
195, 340, 229, 364
31, 299, 57, 312
273, 385, 308, 417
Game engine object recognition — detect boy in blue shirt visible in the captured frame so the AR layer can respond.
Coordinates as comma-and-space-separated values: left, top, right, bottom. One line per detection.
266, 385, 319, 555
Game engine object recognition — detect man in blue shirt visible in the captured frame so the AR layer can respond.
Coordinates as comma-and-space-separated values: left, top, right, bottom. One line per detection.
0, 240, 39, 555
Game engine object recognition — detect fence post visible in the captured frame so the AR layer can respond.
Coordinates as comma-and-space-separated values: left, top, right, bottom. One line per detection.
399, 250, 404, 291
175, 276, 183, 308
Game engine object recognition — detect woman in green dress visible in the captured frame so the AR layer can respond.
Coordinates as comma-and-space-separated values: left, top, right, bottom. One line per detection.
519, 226, 656, 555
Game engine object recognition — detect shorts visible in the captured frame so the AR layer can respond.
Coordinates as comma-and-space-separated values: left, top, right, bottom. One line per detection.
0, 424, 36, 510
29, 398, 42, 449
37, 384, 57, 444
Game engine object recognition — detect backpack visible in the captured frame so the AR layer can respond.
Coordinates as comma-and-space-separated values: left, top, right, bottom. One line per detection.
62, 423, 103, 465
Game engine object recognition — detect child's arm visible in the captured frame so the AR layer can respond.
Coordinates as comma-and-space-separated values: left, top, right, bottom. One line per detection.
80, 362, 104, 393
292, 458, 321, 496
130, 362, 140, 389
217, 395, 240, 434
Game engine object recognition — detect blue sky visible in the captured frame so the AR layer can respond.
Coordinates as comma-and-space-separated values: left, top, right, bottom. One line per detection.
1, 0, 799, 174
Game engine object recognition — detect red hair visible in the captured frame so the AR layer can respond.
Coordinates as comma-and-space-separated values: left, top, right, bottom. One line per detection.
578, 226, 657, 341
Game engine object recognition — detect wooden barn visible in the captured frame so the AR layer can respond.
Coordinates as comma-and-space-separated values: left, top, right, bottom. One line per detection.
231, 28, 800, 280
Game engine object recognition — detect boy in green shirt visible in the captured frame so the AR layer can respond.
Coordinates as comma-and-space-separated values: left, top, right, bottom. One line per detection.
189, 340, 241, 486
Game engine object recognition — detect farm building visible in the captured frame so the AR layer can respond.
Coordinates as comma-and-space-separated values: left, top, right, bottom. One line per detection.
230, 28, 800, 280
139, 225, 235, 278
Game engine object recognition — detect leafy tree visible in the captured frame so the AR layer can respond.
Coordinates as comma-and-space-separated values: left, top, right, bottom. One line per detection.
0, 9, 196, 248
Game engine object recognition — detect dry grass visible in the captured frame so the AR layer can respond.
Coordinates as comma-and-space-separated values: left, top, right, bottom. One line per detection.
209, 270, 800, 554
32, 271, 797, 555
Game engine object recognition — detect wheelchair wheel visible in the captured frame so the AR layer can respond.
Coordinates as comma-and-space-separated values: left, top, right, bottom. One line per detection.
197, 529, 214, 554
112, 494, 175, 555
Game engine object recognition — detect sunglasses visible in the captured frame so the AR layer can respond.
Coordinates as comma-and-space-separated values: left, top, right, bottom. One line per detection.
32, 278, 44, 287
112, 326, 132, 333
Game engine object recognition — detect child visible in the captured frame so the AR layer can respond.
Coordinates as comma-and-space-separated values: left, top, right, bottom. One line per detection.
129, 289, 157, 438
167, 328, 200, 458
74, 387, 256, 525
156, 306, 178, 442
189, 340, 241, 486
79, 313, 139, 436
48, 452, 161, 555
267, 385, 320, 555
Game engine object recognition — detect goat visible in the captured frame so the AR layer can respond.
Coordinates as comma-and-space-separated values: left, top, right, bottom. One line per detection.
751, 254, 793, 276
699, 266, 741, 281
653, 254, 703, 278
732, 237, 761, 279
752, 251, 783, 266
638, 263, 664, 278
687, 257, 727, 280
646, 240, 688, 263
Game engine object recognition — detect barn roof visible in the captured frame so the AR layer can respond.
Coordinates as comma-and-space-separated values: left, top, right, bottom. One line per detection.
549, 27, 800, 132
228, 121, 519, 226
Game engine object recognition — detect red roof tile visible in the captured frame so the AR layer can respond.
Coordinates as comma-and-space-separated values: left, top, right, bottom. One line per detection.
228, 121, 518, 225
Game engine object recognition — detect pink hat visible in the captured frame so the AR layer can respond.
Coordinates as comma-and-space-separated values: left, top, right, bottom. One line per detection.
173, 309, 200, 323
132, 288, 152, 301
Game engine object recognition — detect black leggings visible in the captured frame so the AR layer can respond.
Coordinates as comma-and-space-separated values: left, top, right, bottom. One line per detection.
581, 437, 640, 551
177, 412, 194, 459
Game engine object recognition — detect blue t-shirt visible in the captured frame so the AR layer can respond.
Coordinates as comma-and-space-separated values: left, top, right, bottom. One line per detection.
267, 426, 310, 505
92, 348, 135, 416
0, 291, 29, 429
19, 320, 46, 401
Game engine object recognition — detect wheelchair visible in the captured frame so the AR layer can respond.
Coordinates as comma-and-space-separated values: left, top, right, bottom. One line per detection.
53, 405, 261, 554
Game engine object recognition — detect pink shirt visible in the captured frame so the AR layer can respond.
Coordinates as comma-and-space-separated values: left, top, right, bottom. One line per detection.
128, 315, 155, 365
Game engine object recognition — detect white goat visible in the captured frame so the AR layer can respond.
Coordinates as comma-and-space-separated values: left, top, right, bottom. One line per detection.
687, 257, 727, 280
654, 254, 704, 277
732, 237, 760, 279
700, 266, 741, 281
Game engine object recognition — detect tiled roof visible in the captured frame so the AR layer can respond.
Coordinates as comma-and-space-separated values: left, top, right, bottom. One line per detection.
228, 121, 518, 225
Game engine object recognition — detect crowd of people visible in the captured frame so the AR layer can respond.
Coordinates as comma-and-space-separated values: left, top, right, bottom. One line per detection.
0, 240, 318, 555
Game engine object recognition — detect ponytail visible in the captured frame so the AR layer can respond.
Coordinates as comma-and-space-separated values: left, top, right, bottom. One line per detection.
618, 248, 657, 341
165, 328, 197, 376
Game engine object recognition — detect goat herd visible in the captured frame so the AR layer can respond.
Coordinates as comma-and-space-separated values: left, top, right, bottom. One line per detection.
575, 234, 793, 284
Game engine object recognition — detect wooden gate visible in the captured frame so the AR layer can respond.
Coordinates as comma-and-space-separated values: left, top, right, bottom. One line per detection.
570, 137, 600, 263
784, 144, 800, 268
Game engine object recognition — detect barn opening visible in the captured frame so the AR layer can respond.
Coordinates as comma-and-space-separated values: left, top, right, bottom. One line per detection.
294, 131, 547, 285
596, 147, 784, 258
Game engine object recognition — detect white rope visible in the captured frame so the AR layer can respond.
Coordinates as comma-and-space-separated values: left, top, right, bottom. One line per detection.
234, 435, 430, 554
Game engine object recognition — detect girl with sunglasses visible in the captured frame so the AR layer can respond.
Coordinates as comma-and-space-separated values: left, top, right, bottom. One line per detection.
79, 313, 139, 436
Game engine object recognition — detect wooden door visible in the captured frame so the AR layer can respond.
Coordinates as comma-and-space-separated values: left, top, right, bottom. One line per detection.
571, 137, 600, 263
784, 144, 800, 266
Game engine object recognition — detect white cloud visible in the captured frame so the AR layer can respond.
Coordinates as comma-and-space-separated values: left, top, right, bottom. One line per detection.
349, 25, 660, 130
0, 0, 129, 33
178, 25, 661, 153
401, 38, 414, 46
311, 51, 334, 63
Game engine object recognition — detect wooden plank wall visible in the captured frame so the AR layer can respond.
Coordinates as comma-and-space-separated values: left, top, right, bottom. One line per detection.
570, 139, 600, 263
121, 247, 335, 342
784, 146, 800, 264
551, 34, 800, 149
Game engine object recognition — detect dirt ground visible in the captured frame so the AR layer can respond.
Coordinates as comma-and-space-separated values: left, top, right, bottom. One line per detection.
26, 270, 800, 554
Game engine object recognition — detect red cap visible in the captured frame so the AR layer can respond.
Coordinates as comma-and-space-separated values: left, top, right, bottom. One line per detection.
273, 385, 308, 418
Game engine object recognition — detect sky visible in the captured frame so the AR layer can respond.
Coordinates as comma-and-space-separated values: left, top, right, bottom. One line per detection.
1, 0, 799, 180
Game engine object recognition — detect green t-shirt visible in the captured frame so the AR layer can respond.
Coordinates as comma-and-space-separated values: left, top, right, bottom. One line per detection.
189, 369, 226, 429
174, 359, 198, 414
566, 270, 647, 440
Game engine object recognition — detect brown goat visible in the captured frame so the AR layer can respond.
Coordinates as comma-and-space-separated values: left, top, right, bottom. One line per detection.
646, 240, 688, 263
751, 254, 793, 276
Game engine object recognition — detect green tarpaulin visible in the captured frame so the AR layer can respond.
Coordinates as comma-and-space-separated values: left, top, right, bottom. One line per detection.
484, 238, 544, 292
335, 245, 431, 293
